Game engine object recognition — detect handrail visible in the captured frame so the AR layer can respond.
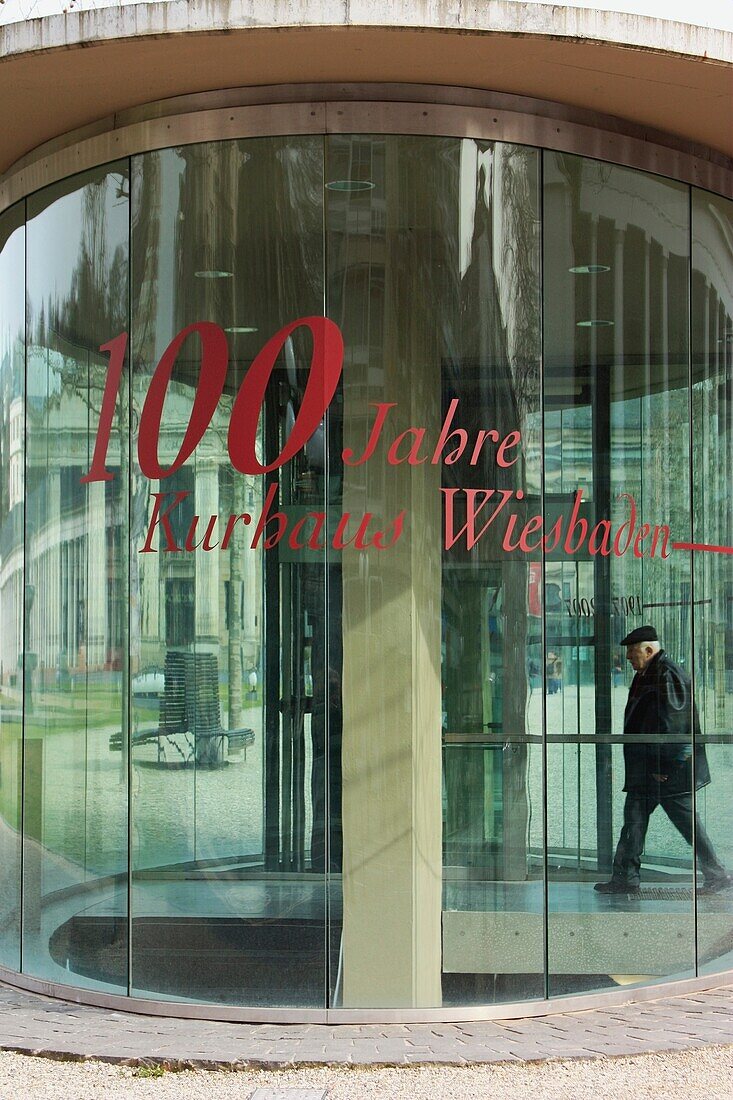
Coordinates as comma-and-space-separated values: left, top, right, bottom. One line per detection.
443, 731, 733, 744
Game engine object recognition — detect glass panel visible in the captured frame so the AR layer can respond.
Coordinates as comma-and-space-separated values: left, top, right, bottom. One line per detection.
129, 138, 326, 1006
544, 152, 694, 995
0, 203, 25, 971
691, 188, 733, 971
326, 136, 543, 1008
6, 133, 731, 1013
23, 167, 129, 990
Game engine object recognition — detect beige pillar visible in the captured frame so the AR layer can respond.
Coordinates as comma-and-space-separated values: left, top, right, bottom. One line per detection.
340, 152, 443, 1008
340, 431, 443, 1007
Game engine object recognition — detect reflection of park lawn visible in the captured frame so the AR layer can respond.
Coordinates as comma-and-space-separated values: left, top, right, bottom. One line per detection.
5, 685, 261, 739
24, 709, 121, 734
212, 684, 262, 711
26, 684, 124, 732
0, 719, 20, 830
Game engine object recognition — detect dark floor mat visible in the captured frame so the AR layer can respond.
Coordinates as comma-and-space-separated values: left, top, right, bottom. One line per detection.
639, 887, 693, 900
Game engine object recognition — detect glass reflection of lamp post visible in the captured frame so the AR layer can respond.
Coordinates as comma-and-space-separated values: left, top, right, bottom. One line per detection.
24, 583, 36, 714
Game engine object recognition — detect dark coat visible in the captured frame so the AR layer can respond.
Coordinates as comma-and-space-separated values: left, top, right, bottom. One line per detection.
622, 650, 710, 796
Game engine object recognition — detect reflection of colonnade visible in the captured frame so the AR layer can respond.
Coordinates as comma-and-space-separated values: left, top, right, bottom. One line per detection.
132, 143, 270, 716
546, 164, 733, 728
0, 388, 23, 685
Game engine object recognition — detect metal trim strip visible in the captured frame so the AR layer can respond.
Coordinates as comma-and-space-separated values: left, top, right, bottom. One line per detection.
0, 962, 731, 1024
1, 89, 731, 214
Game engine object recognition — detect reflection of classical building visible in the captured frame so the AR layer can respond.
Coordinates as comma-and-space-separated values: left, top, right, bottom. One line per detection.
0, 3, 731, 1024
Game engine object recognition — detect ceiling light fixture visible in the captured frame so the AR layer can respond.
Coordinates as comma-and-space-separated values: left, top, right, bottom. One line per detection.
224, 326, 259, 334
577, 319, 614, 327
194, 270, 234, 279
325, 180, 375, 192
569, 264, 611, 274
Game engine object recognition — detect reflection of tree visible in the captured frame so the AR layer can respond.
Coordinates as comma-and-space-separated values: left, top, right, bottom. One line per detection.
48, 181, 128, 354
130, 139, 322, 769
0, 210, 25, 688
442, 141, 540, 880
26, 171, 130, 773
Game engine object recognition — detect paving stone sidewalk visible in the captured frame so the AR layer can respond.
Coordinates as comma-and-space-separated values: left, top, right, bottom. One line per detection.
0, 981, 730, 1068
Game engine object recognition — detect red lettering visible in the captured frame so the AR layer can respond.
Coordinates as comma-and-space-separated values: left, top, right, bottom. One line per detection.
342, 403, 395, 466
81, 332, 128, 483
220, 511, 252, 550
496, 430, 521, 468
371, 510, 407, 550
250, 482, 288, 549
542, 514, 563, 553
387, 428, 427, 466
229, 317, 343, 474
613, 493, 637, 556
633, 522, 651, 558
650, 525, 671, 558
138, 322, 228, 479
332, 512, 405, 551
510, 515, 543, 553
441, 488, 513, 550
139, 491, 189, 553
470, 429, 500, 466
563, 491, 588, 554
431, 399, 468, 465
287, 513, 326, 551
307, 514, 326, 551
185, 514, 220, 552
588, 519, 612, 556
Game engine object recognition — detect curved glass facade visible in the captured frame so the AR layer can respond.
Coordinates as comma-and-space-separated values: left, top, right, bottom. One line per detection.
0, 134, 731, 1013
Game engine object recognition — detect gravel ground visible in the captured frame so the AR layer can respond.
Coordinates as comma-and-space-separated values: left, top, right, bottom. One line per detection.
1, 1046, 733, 1100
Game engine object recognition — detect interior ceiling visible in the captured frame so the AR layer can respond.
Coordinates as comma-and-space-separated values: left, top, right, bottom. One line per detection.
0, 25, 731, 177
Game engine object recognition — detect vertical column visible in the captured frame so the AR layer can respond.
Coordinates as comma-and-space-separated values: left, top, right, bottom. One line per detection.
22, 739, 43, 936
86, 481, 107, 669
47, 467, 62, 676
643, 234, 652, 394
340, 413, 443, 1005
593, 217, 613, 873
193, 461, 221, 767
136, 480, 161, 669
339, 154, 442, 1006
194, 462, 220, 649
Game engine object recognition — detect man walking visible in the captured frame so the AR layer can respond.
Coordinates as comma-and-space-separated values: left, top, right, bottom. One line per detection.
595, 625, 731, 897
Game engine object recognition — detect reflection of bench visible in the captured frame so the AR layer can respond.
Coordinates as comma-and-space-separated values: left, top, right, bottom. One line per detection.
109, 651, 254, 766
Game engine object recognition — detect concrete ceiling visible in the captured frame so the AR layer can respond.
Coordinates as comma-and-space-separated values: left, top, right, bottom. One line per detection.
0, 2, 731, 178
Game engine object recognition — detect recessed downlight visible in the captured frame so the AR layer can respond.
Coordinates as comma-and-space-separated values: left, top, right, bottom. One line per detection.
569, 264, 611, 274
194, 270, 234, 279
577, 319, 614, 327
224, 326, 259, 334
325, 180, 375, 192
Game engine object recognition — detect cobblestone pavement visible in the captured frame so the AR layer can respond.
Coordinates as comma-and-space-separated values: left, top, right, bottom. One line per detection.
0, 981, 731, 1068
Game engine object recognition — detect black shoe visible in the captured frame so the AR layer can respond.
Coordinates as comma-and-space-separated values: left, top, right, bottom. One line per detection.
700, 874, 733, 894
594, 880, 640, 896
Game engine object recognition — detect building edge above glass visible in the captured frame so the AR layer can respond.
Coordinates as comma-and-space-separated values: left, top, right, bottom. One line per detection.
0, 2, 730, 180
1, 85, 732, 216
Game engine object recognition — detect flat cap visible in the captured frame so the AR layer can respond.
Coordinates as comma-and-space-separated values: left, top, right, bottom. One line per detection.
620, 625, 659, 646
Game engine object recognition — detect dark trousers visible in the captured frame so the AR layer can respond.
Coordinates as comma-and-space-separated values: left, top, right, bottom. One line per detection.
612, 791, 726, 886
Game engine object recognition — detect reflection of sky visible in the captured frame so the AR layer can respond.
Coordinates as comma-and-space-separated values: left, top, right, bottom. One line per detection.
26, 346, 64, 408
26, 171, 127, 346
1, 0, 731, 29
27, 187, 88, 313
0, 225, 24, 399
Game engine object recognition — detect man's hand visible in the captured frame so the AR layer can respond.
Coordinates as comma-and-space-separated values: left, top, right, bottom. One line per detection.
652, 773, 668, 782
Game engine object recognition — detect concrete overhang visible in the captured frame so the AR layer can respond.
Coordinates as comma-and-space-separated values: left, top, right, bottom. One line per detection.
0, 1, 731, 181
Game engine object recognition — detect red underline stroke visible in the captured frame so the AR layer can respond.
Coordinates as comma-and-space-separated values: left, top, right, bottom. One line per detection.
672, 541, 733, 555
